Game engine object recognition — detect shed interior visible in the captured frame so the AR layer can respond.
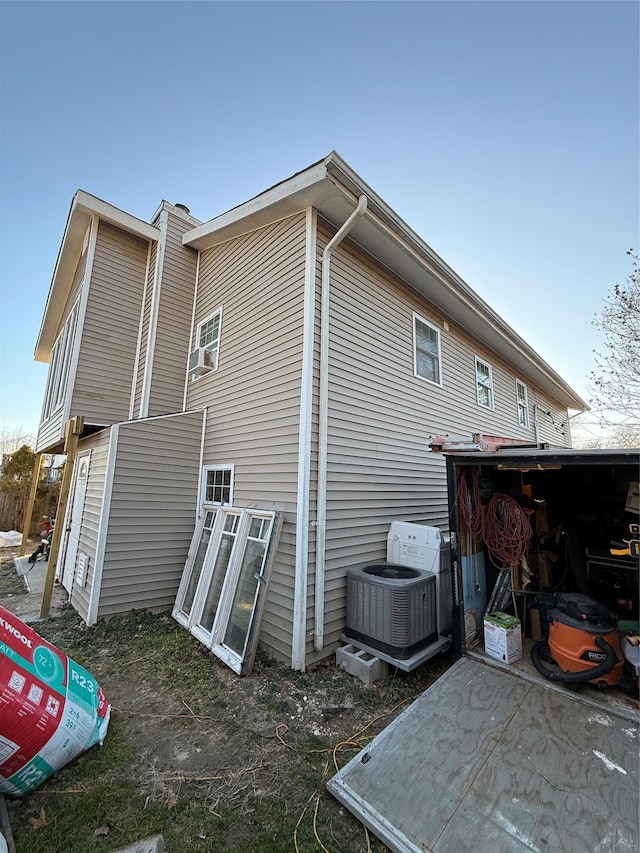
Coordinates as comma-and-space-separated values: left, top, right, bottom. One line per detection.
450, 453, 639, 714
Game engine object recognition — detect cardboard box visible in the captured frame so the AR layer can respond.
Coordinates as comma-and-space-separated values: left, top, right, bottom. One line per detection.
483, 612, 522, 664
626, 481, 639, 514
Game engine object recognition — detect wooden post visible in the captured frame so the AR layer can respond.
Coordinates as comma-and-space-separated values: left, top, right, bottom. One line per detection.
19, 452, 42, 556
40, 416, 84, 619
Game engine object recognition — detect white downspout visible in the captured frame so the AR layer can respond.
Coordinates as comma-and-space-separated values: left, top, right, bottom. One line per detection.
314, 194, 367, 652
292, 208, 317, 671
140, 209, 168, 418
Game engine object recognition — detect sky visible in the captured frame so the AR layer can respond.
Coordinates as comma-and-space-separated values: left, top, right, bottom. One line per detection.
0, 0, 637, 446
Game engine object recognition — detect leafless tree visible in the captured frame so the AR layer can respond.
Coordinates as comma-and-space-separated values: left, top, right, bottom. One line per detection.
610, 424, 640, 449
587, 251, 640, 429
0, 426, 36, 455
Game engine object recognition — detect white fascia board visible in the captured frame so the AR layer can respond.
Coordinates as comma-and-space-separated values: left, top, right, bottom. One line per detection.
182, 162, 331, 250
35, 191, 160, 361
74, 191, 160, 241
181, 150, 586, 412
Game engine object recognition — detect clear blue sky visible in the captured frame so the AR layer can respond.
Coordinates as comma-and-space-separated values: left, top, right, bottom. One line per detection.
0, 1, 637, 444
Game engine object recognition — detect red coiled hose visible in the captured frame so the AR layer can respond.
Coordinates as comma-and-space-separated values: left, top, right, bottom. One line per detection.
482, 492, 533, 565
457, 469, 484, 538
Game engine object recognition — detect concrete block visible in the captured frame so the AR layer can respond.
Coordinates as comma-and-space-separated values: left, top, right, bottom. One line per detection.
336, 643, 388, 686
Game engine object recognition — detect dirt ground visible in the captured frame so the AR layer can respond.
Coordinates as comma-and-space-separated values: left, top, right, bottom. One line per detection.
0, 547, 454, 852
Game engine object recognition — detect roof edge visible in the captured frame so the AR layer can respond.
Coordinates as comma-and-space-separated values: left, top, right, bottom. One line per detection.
186, 153, 587, 412
35, 192, 160, 360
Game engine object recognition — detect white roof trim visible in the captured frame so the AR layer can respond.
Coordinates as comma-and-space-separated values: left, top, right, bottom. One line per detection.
183, 161, 331, 250
35, 192, 160, 360
73, 191, 160, 241
182, 153, 587, 411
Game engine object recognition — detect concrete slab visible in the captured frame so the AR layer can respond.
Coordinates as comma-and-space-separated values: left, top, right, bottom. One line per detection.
2, 556, 67, 624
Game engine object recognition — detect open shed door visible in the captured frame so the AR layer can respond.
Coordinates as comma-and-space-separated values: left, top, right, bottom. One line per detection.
328, 656, 639, 852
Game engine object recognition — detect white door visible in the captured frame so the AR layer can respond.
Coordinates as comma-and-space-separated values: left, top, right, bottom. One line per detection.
61, 452, 90, 592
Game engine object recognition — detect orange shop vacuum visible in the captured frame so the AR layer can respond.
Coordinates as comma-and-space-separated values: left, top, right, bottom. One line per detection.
531, 593, 635, 693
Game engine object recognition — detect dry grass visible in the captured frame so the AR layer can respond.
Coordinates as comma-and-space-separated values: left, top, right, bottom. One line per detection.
0, 550, 454, 852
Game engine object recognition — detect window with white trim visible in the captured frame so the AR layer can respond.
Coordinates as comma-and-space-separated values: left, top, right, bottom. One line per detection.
190, 309, 222, 378
203, 465, 233, 506
516, 380, 529, 427
172, 506, 281, 675
41, 301, 79, 421
475, 357, 494, 409
413, 314, 442, 385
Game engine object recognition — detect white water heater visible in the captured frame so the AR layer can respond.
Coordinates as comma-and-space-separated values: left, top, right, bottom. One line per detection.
387, 521, 452, 636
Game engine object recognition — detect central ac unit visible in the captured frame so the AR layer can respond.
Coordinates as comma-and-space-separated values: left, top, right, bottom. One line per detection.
188, 347, 214, 374
345, 563, 437, 659
387, 522, 452, 636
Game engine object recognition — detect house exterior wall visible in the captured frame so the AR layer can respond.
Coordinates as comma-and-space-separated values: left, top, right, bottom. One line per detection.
145, 211, 199, 416
96, 409, 204, 618
35, 242, 90, 452
311, 225, 572, 661
70, 221, 149, 426
186, 213, 308, 662
33, 177, 580, 670
66, 428, 112, 622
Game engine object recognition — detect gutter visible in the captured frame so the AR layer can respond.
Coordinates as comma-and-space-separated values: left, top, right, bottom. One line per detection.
314, 194, 367, 653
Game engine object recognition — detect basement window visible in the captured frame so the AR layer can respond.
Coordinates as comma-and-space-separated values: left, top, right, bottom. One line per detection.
203, 465, 233, 505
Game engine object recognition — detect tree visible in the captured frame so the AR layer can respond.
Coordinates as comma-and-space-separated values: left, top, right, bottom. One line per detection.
0, 444, 41, 531
0, 426, 36, 455
610, 423, 640, 448
587, 251, 640, 428
571, 422, 640, 449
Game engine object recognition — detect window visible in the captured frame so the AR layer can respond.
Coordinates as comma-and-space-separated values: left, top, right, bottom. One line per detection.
516, 380, 529, 427
203, 466, 233, 505
174, 509, 218, 621
172, 507, 282, 675
475, 357, 494, 409
42, 301, 79, 421
413, 314, 442, 385
190, 309, 222, 378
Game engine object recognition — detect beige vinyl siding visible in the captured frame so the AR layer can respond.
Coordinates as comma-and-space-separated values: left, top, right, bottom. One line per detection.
97, 410, 204, 618
187, 213, 307, 662
36, 246, 90, 453
438, 327, 570, 446
132, 241, 157, 417
146, 212, 198, 416
530, 395, 572, 446
71, 221, 149, 426
316, 228, 572, 658
67, 429, 111, 621
36, 404, 66, 453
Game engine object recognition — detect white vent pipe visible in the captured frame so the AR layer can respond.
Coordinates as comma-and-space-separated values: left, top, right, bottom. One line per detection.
314, 194, 367, 652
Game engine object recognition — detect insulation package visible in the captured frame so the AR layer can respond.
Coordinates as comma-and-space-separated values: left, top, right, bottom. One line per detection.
0, 606, 110, 796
